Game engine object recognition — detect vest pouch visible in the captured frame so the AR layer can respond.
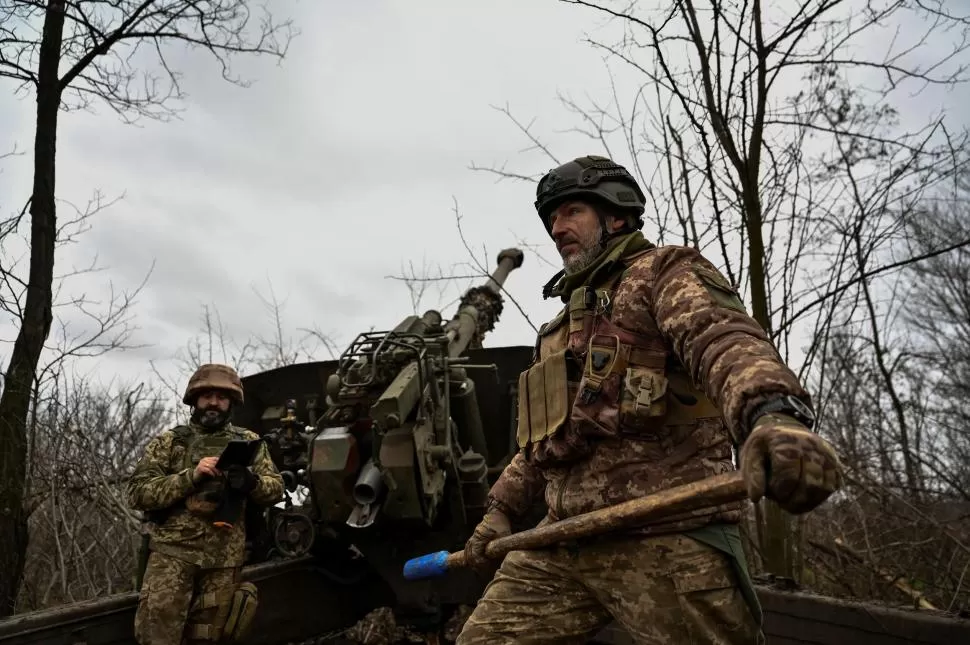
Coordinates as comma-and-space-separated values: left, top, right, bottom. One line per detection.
570, 334, 628, 437
516, 348, 571, 448
180, 429, 236, 517
618, 367, 669, 433
182, 431, 236, 472
186, 479, 225, 517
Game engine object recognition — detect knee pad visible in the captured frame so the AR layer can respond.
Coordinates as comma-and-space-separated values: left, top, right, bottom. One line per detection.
185, 588, 233, 642
185, 582, 258, 643
222, 582, 259, 642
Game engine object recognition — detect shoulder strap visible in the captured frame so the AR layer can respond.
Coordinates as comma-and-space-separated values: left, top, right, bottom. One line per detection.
587, 262, 632, 319
599, 247, 656, 316
169, 424, 192, 446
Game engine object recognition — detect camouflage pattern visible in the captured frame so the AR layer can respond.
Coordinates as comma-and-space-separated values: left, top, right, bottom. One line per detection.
457, 285, 507, 350
183, 363, 245, 404
456, 533, 763, 645
490, 234, 813, 533
127, 422, 284, 568
134, 550, 238, 645
740, 412, 843, 514
463, 506, 512, 575
442, 606, 474, 642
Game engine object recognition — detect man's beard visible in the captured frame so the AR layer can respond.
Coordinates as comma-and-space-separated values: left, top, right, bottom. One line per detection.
193, 407, 230, 429
561, 223, 604, 273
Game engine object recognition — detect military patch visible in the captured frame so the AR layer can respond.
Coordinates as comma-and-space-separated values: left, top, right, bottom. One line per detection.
591, 350, 611, 372
693, 266, 747, 313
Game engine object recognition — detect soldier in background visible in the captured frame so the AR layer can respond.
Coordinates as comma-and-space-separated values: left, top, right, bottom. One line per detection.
263, 398, 311, 488
456, 156, 843, 644
127, 364, 284, 645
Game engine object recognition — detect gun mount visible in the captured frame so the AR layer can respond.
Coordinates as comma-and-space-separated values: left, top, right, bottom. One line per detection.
311, 248, 524, 533
244, 248, 527, 575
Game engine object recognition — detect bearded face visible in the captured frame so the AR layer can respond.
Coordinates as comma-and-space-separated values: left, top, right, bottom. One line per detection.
549, 200, 617, 273
560, 219, 604, 273
192, 390, 232, 428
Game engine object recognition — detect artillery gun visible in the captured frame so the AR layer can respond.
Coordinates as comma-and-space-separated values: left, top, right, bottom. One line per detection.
310, 247, 524, 533
247, 248, 532, 620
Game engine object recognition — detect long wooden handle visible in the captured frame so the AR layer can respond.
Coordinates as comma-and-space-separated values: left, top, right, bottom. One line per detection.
404, 470, 748, 580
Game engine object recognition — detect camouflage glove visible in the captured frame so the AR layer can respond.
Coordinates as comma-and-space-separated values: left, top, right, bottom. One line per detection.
740, 413, 843, 515
226, 465, 258, 494
464, 507, 511, 575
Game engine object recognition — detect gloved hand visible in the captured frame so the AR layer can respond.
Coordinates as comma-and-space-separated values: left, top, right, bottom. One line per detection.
464, 508, 511, 575
740, 413, 843, 514
225, 465, 258, 494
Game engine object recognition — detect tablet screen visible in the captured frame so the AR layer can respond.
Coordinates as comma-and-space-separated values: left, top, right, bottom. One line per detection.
215, 439, 262, 470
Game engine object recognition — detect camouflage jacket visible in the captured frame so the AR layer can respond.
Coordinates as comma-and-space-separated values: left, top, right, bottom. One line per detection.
489, 233, 812, 534
126, 422, 284, 568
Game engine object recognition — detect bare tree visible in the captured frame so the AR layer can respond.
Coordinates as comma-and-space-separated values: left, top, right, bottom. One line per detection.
387, 198, 540, 336
247, 278, 341, 373
386, 257, 479, 317
0, 0, 296, 615
150, 281, 340, 420
16, 375, 170, 611
0, 188, 153, 612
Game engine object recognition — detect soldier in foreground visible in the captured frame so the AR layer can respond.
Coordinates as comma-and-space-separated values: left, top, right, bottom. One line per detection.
127, 364, 284, 645
456, 156, 843, 644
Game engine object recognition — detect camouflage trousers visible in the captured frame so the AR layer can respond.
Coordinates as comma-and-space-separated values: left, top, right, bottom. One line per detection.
134, 551, 240, 645
456, 532, 764, 645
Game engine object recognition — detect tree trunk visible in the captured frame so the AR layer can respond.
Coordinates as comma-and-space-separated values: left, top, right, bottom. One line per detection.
742, 180, 797, 581
0, 0, 65, 617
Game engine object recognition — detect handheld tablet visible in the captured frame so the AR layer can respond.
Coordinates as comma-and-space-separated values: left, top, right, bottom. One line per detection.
215, 439, 263, 470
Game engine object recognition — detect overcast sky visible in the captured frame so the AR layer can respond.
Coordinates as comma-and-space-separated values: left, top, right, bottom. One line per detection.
1, 0, 967, 400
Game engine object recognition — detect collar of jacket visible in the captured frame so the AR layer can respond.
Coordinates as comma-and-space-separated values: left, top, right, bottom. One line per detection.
543, 231, 655, 302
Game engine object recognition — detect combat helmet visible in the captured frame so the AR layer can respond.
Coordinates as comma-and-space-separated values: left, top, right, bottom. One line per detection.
182, 363, 245, 405
534, 155, 646, 234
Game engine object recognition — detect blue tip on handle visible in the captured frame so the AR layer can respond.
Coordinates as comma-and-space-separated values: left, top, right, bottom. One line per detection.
403, 550, 450, 580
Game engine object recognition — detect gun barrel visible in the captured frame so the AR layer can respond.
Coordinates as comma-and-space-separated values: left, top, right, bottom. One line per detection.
444, 248, 524, 358
484, 248, 525, 294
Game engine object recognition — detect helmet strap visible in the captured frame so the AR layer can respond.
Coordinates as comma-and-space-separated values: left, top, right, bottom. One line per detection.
597, 213, 635, 250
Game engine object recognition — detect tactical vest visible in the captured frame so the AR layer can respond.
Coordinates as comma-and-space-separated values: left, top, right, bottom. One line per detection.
145, 425, 248, 524
516, 251, 721, 466
175, 424, 248, 470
